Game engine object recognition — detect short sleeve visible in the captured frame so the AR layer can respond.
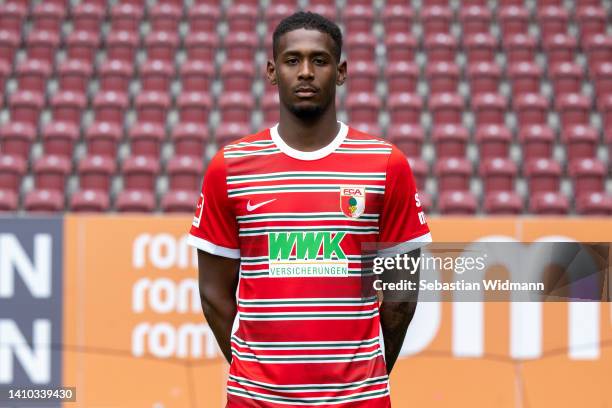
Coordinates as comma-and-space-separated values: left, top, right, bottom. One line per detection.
377, 146, 432, 257
187, 151, 240, 258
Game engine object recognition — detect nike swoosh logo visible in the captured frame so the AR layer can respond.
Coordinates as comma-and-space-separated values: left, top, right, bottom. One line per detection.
246, 199, 276, 212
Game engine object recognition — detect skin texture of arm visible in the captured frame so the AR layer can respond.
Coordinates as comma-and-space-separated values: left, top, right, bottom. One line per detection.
379, 248, 420, 375
197, 249, 241, 364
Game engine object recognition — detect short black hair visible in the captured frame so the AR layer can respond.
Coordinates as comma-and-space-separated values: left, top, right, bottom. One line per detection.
272, 11, 343, 63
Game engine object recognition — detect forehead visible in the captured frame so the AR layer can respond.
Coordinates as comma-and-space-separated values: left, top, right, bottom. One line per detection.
276, 28, 335, 56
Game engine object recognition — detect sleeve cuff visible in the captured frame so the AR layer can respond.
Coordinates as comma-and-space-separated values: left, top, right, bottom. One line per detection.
187, 234, 241, 259
377, 232, 432, 258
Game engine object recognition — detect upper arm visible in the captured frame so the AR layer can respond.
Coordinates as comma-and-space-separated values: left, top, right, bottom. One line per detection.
198, 249, 240, 301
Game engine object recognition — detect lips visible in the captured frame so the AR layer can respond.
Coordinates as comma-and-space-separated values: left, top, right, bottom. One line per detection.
294, 86, 318, 98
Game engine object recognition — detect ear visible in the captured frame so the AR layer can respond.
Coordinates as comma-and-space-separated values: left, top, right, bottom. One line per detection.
336, 60, 347, 86
266, 60, 277, 86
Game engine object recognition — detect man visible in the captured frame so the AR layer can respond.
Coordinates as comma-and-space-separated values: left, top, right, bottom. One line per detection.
188, 12, 431, 407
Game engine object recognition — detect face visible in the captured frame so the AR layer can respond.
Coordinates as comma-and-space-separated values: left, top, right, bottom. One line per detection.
267, 28, 347, 119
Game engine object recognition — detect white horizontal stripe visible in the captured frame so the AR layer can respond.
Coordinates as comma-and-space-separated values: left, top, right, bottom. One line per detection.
240, 225, 378, 232
237, 297, 376, 303
377, 232, 433, 257
231, 335, 380, 347
227, 387, 389, 406
228, 374, 388, 393
186, 235, 240, 259
231, 350, 383, 363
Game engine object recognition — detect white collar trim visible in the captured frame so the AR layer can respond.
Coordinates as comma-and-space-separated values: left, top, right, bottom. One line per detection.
270, 121, 348, 161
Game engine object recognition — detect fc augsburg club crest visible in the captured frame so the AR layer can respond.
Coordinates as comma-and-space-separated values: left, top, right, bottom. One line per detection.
340, 186, 366, 219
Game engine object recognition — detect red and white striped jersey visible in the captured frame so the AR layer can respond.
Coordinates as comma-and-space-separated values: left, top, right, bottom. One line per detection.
188, 121, 431, 407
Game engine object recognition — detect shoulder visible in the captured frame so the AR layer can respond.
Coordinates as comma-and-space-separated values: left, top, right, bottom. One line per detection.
344, 125, 407, 164
222, 127, 273, 152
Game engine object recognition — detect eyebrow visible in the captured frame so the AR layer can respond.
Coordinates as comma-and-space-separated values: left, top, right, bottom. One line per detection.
280, 49, 333, 58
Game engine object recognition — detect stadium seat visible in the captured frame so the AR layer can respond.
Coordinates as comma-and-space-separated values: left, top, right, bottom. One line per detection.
167, 156, 205, 191
26, 30, 60, 64
149, 3, 182, 33
33, 155, 71, 192
345, 5, 375, 34
484, 191, 523, 215
426, 62, 460, 95
584, 34, 612, 72
116, 190, 156, 213
106, 31, 139, 64
464, 33, 497, 63
0, 122, 35, 160
70, 190, 111, 212
606, 128, 612, 159
346, 32, 377, 61
185, 32, 219, 62
514, 93, 549, 125
0, 2, 26, 35
0, 60, 8, 92
460, 5, 492, 36
57, 59, 92, 94
563, 125, 598, 162
0, 189, 18, 211
550, 62, 583, 97
24, 189, 64, 212
476, 125, 512, 158
177, 92, 212, 124
42, 122, 79, 158
382, 5, 414, 36
180, 60, 214, 94
221, 61, 256, 93
388, 93, 422, 125
472, 93, 507, 126
78, 155, 116, 192
422, 5, 452, 36
598, 94, 612, 129
351, 123, 382, 136
385, 62, 419, 96
0, 31, 19, 63
499, 6, 529, 37
188, 4, 221, 33
543, 34, 577, 68
140, 60, 174, 92
503, 34, 537, 66
387, 124, 424, 158
66, 31, 100, 64
308, 5, 336, 21
432, 124, 469, 158
435, 157, 472, 191
439, 191, 478, 215
129, 123, 164, 158
569, 158, 606, 196
145, 31, 179, 63
265, 4, 294, 34
9, 91, 44, 127
172, 123, 209, 158
508, 62, 542, 97
32, 3, 65, 32
224, 32, 258, 62
593, 63, 612, 101
215, 123, 251, 148
467, 62, 502, 95
122, 156, 160, 192
219, 92, 255, 124
16, 59, 51, 93
99, 60, 133, 93
480, 158, 517, 192
346, 93, 381, 123
93, 92, 129, 125
429, 93, 463, 125
0, 154, 26, 191
347, 61, 378, 94
111, 3, 143, 33
226, 4, 258, 33
161, 190, 199, 213
537, 6, 569, 42
576, 6, 607, 42
575, 192, 612, 215
86, 122, 122, 158
385, 33, 417, 64
424, 33, 457, 63
72, 3, 104, 34
50, 91, 86, 125
262, 93, 280, 126
525, 158, 562, 193
529, 192, 569, 215
408, 157, 428, 191
556, 94, 591, 128
135, 92, 170, 126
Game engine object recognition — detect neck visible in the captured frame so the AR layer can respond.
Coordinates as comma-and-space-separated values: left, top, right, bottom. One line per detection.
276, 103, 340, 152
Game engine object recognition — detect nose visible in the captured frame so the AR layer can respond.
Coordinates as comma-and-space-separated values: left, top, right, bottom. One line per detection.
297, 60, 314, 80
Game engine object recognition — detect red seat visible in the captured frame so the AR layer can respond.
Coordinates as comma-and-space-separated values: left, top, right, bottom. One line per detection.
387, 124, 424, 158
16, 59, 51, 93
57, 59, 92, 94
472, 93, 507, 126
262, 93, 280, 126
424, 33, 457, 63
32, 3, 65, 32
33, 155, 71, 192
265, 5, 294, 35
584, 34, 612, 72
24, 189, 64, 212
385, 33, 417, 64
388, 93, 422, 125
93, 92, 129, 125
422, 6, 452, 36
0, 31, 20, 63
110, 3, 143, 33
42, 122, 79, 158
9, 91, 44, 127
563, 125, 598, 162
99, 60, 133, 93
576, 6, 607, 43
476, 125, 512, 158
351, 123, 382, 136
519, 125, 555, 160
530, 192, 569, 215
467, 62, 502, 95
484, 191, 523, 215
72, 3, 104, 34
86, 122, 122, 158
598, 94, 612, 129
514, 93, 549, 125
129, 123, 164, 158
0, 154, 26, 191
116, 190, 156, 212
593, 63, 612, 101
0, 189, 18, 212
135, 92, 170, 126
149, 3, 182, 33
51, 91, 86, 125
177, 92, 212, 124
480, 157, 517, 192
439, 191, 478, 215
140, 60, 174, 92
224, 32, 258, 62
180, 60, 214, 93
537, 6, 569, 42
463, 33, 497, 63
346, 93, 381, 123
544, 34, 577, 69
161, 190, 199, 213
432, 124, 469, 158
499, 6, 529, 37
219, 92, 255, 124
0, 122, 35, 160
227, 4, 258, 33
346, 33, 377, 61
78, 155, 116, 192
508, 62, 542, 97
575, 192, 612, 215
429, 93, 463, 124
26, 30, 60, 64
221, 60, 256, 93
503, 34, 537, 65
0, 2, 26, 35
382, 5, 414, 36
106, 31, 139, 63
122, 155, 160, 192
408, 157, 427, 191
308, 4, 336, 21
569, 158, 606, 196
550, 62, 583, 97
426, 62, 460, 95
525, 158, 562, 193
188, 4, 221, 33
347, 61, 378, 94
70, 189, 110, 212
435, 157, 472, 191
167, 156, 205, 191
345, 5, 375, 34
606, 128, 612, 160
460, 5, 492, 36
385, 62, 419, 95
215, 123, 250, 148
145, 31, 179, 63
556, 93, 591, 128
172, 123, 208, 158
0, 60, 7, 91
185, 32, 219, 62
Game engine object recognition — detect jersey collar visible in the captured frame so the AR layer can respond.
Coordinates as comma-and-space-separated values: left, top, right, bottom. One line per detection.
270, 121, 348, 161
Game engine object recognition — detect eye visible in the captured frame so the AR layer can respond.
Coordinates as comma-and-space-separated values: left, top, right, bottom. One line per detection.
313, 58, 327, 65
286, 58, 299, 65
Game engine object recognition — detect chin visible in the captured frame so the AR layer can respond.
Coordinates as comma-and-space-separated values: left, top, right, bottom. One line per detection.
288, 102, 326, 119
